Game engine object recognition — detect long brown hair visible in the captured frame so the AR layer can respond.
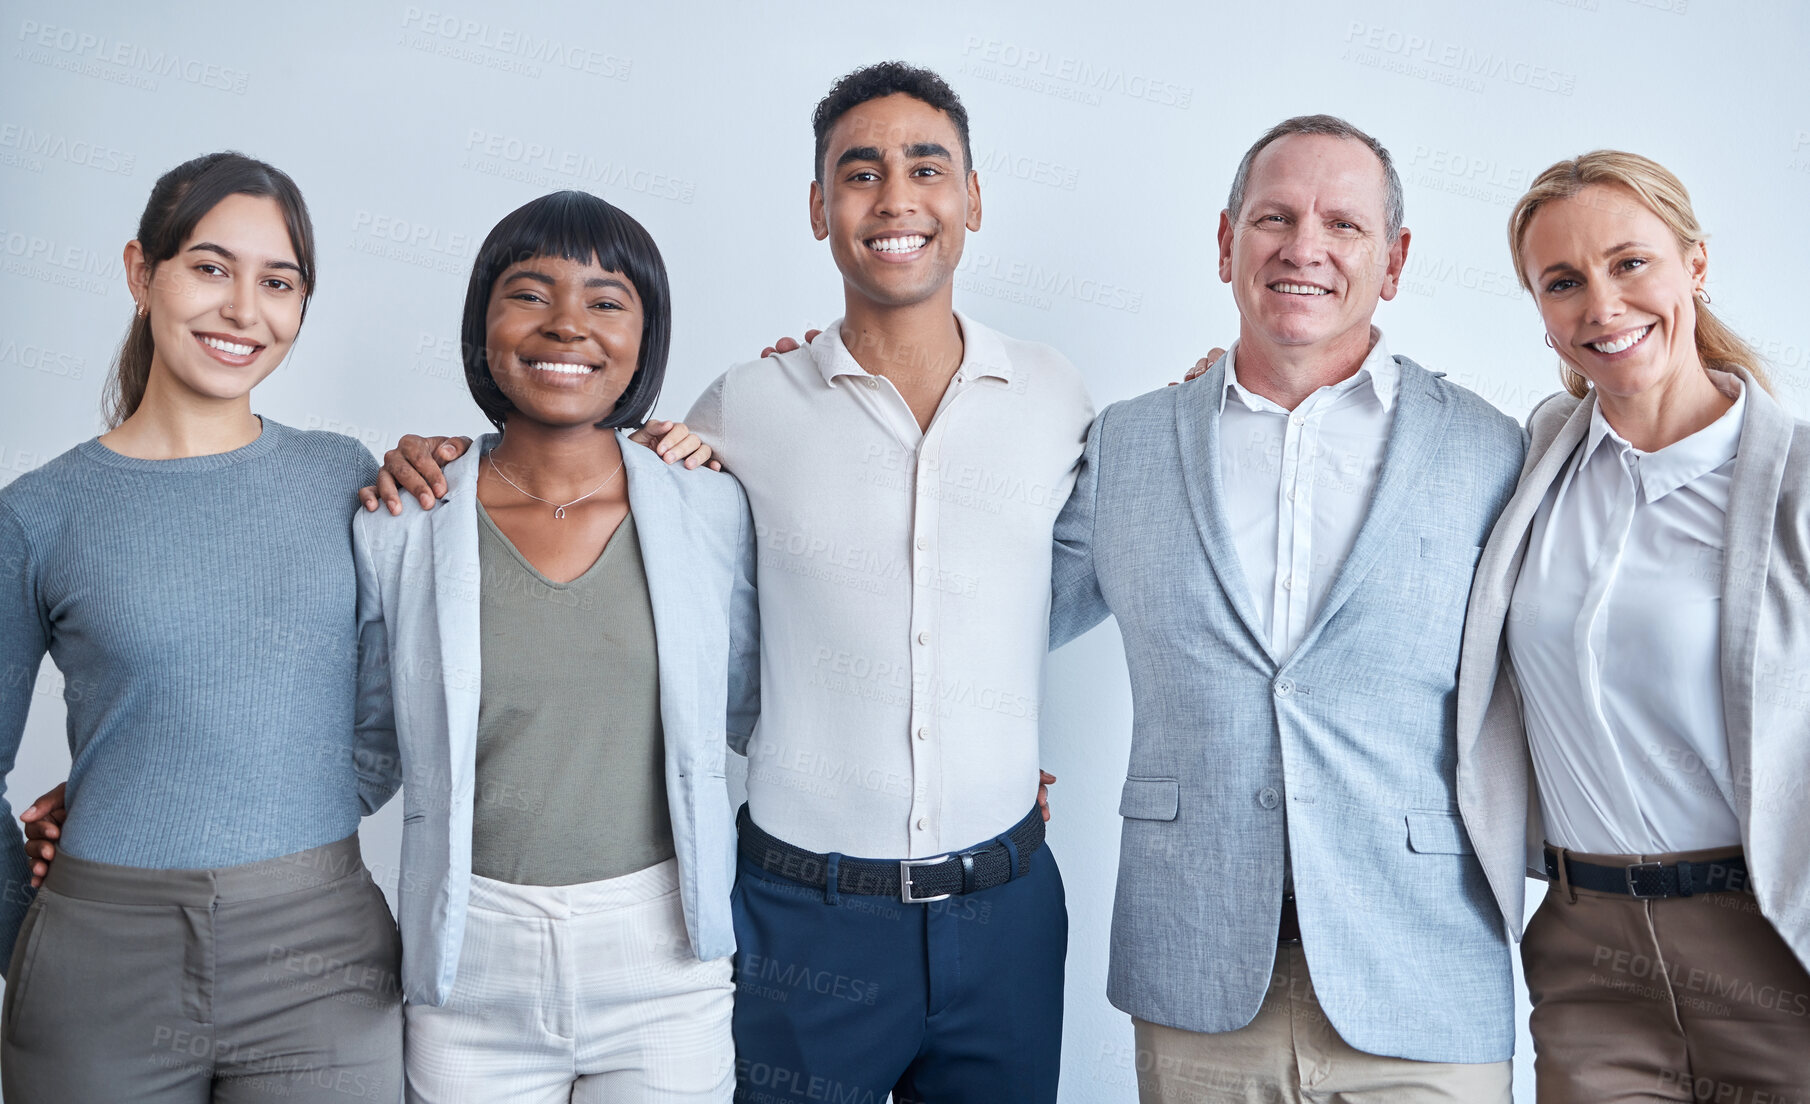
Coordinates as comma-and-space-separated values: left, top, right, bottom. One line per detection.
107, 152, 317, 427
1507, 150, 1768, 400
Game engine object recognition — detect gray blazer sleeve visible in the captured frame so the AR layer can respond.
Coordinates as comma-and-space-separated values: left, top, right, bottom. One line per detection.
1050, 408, 1111, 650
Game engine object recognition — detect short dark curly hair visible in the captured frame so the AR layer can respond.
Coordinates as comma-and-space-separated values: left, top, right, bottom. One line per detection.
812, 61, 972, 183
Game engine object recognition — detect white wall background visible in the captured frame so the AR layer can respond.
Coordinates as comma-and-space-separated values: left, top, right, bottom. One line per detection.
3, 0, 1808, 1098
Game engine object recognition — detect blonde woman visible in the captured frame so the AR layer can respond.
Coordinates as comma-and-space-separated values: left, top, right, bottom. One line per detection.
1457, 151, 1810, 1099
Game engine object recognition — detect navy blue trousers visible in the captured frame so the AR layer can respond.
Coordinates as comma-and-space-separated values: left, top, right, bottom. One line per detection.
730, 834, 1067, 1104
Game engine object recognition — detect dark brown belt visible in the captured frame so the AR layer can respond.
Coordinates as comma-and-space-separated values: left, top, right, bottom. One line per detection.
1278, 894, 1301, 944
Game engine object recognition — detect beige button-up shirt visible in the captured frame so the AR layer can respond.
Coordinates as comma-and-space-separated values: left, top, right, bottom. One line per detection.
686, 312, 1093, 857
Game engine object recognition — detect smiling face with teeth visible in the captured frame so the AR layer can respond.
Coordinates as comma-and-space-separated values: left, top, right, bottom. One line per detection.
1519, 183, 1710, 407
811, 92, 982, 315
482, 253, 645, 431
1217, 134, 1409, 381
131, 192, 305, 408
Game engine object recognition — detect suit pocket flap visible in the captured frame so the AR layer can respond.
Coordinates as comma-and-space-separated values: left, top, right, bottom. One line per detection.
1419, 536, 1484, 566
1119, 777, 1180, 821
1406, 811, 1475, 855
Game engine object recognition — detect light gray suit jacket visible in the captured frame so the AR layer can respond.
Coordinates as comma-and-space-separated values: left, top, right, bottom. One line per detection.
1457, 369, 1810, 968
351, 433, 760, 1006
1051, 357, 1525, 1064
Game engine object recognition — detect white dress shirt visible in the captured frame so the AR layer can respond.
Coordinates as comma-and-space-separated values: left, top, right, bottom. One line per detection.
1218, 330, 1399, 657
686, 313, 1093, 858
1506, 372, 1746, 855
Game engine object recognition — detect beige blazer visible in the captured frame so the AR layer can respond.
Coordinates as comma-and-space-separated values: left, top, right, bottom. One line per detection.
1455, 367, 1810, 968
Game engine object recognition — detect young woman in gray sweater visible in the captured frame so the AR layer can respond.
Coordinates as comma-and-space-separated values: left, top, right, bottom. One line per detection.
0, 151, 407, 1101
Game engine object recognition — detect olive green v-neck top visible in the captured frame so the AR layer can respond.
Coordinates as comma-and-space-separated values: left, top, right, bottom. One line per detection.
471, 504, 674, 886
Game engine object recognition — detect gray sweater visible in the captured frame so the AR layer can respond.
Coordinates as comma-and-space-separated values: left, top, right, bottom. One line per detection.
0, 419, 399, 969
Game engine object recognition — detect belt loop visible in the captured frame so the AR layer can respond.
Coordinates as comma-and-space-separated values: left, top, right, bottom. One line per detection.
999, 832, 1021, 884
1555, 847, 1576, 904
1676, 860, 1694, 898
823, 853, 841, 907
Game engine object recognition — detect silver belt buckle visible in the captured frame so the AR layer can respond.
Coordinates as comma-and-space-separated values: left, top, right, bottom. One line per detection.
1624, 861, 1667, 898
900, 856, 952, 904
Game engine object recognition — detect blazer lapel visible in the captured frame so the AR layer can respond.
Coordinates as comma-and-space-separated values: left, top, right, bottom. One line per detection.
1456, 394, 1593, 756
429, 439, 490, 784
1284, 360, 1453, 661
1720, 371, 1792, 825
621, 435, 697, 766
1174, 364, 1277, 666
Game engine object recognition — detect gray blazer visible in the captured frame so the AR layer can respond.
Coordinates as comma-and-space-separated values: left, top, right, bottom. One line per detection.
352, 432, 760, 1006
1457, 368, 1810, 967
1051, 357, 1525, 1064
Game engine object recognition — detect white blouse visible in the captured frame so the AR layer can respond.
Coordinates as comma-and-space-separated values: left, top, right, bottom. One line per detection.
1506, 371, 1746, 855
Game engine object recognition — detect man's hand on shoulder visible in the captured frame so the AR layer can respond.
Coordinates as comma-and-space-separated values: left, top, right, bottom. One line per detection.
760, 330, 821, 359
1168, 348, 1227, 387
629, 420, 720, 471
359, 435, 470, 515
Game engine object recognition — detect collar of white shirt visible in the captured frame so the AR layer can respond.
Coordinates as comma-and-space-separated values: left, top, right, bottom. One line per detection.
1217, 327, 1399, 415
1582, 368, 1747, 504
809, 310, 1017, 389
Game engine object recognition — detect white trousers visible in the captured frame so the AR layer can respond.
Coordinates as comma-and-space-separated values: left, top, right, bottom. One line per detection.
404, 858, 735, 1103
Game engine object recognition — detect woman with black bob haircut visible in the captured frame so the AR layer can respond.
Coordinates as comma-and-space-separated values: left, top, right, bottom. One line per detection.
461, 189, 671, 432
351, 189, 758, 1101
0, 151, 405, 1099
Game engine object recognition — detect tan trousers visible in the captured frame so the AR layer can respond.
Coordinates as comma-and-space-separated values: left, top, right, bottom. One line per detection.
1133, 943, 1511, 1103
1524, 845, 1810, 1103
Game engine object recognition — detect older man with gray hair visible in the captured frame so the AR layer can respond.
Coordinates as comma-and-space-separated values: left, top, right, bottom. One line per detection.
1050, 115, 1524, 1101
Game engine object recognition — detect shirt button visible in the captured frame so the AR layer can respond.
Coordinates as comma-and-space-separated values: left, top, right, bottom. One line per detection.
1273, 678, 1294, 697
864, 377, 879, 389
916, 536, 929, 550
1287, 488, 1298, 503
1258, 787, 1281, 810
917, 631, 930, 645
916, 818, 928, 831
916, 726, 929, 741
1282, 576, 1296, 592
1291, 415, 1305, 427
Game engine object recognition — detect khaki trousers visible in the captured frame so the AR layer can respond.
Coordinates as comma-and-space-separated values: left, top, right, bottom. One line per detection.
1133, 943, 1511, 1103
1524, 845, 1810, 1104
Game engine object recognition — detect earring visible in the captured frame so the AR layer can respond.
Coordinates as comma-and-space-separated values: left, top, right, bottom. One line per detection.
135, 300, 146, 318
1544, 334, 1556, 349
1695, 286, 1711, 304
